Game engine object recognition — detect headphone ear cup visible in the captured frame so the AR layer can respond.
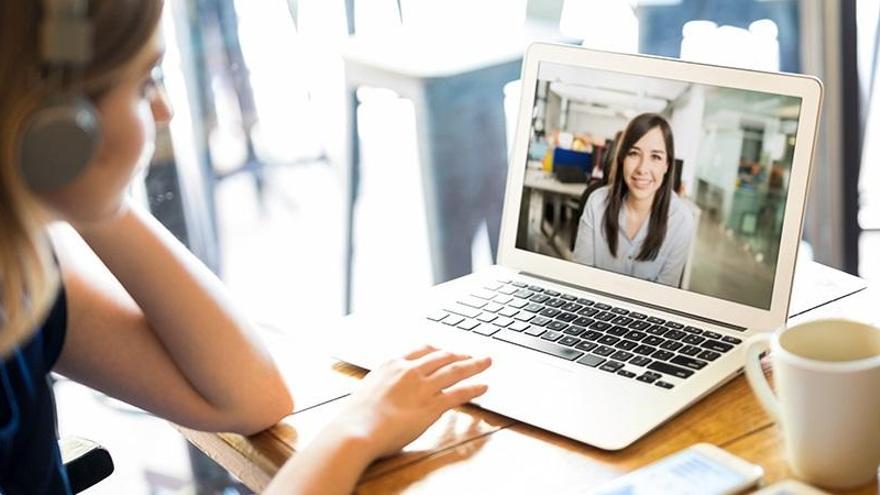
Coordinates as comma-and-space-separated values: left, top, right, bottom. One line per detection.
19, 96, 101, 191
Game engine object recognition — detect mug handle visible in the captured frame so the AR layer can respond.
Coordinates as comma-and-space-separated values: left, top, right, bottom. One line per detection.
743, 333, 781, 421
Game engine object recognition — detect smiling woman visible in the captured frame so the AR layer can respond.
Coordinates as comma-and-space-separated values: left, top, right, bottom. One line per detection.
572, 113, 696, 287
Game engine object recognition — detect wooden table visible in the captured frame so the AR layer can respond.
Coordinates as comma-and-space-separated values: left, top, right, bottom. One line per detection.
180, 285, 878, 494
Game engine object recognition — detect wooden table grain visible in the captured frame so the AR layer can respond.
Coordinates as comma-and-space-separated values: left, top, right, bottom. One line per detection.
179, 287, 878, 494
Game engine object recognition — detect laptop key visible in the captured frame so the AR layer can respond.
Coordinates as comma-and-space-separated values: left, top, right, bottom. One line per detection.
498, 307, 519, 317
598, 335, 620, 345
643, 336, 664, 346
484, 302, 505, 313
492, 316, 514, 327
540, 308, 561, 318
484, 282, 503, 291
443, 315, 465, 326
612, 316, 634, 326
589, 321, 611, 331
444, 304, 480, 319
628, 320, 651, 331
457, 319, 481, 331
561, 302, 583, 312
514, 289, 535, 299
646, 325, 668, 336
615, 340, 637, 351
647, 361, 694, 379
594, 345, 615, 356
560, 294, 578, 301
701, 340, 734, 353
697, 349, 721, 361
637, 373, 659, 384
556, 312, 577, 323
546, 321, 569, 332
594, 303, 612, 310
458, 296, 486, 309
523, 303, 544, 313
531, 316, 552, 327
660, 341, 683, 351
611, 308, 629, 315
563, 325, 586, 337
684, 326, 703, 334
541, 331, 563, 342
670, 355, 708, 370
513, 312, 535, 323
508, 299, 528, 309
426, 311, 448, 322
527, 285, 544, 292
476, 313, 497, 323
543, 289, 560, 296
575, 341, 597, 352
704, 331, 722, 339
634, 345, 656, 356
606, 326, 629, 337
664, 330, 686, 340
472, 324, 499, 336
529, 294, 550, 303
493, 330, 584, 361
576, 354, 605, 367
610, 350, 634, 362
577, 307, 600, 317
655, 381, 675, 389
545, 298, 565, 308
680, 345, 701, 356
618, 370, 637, 378
524, 326, 545, 337
493, 294, 513, 304
472, 289, 497, 300
630, 356, 652, 367
664, 321, 684, 329
508, 321, 530, 332
600, 361, 624, 373
722, 336, 743, 345
651, 350, 675, 361
630, 312, 647, 320
573, 317, 594, 327
581, 330, 603, 341
624, 330, 647, 341
558, 336, 580, 347
498, 286, 517, 295
682, 334, 705, 345
647, 316, 665, 324
595, 311, 616, 322
576, 298, 594, 306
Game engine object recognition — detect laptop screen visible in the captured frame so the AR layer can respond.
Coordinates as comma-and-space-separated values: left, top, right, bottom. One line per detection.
515, 61, 803, 310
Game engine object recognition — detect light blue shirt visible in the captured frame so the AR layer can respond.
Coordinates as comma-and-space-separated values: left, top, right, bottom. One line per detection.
572, 185, 696, 287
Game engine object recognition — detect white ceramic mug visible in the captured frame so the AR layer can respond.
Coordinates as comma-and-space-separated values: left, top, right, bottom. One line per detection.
744, 318, 880, 490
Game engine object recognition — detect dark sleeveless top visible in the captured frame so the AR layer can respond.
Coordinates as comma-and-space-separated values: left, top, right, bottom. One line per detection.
0, 286, 71, 494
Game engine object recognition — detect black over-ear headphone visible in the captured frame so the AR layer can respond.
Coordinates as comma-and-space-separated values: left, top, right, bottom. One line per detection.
19, 0, 101, 191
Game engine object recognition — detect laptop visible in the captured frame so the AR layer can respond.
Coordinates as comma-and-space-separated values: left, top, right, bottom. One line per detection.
330, 43, 823, 450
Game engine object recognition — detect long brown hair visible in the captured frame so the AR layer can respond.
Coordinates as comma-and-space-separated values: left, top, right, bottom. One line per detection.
602, 113, 675, 261
0, 0, 164, 357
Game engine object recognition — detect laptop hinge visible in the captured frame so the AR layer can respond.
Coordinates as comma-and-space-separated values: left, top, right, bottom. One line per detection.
520, 271, 748, 332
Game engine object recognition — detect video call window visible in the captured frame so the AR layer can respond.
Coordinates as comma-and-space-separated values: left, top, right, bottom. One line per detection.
515, 62, 802, 310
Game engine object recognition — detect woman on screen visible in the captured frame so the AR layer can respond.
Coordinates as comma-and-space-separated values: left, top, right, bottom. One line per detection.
572, 113, 695, 287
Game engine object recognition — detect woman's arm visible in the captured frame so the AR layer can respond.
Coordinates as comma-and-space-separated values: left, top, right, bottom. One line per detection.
265, 346, 491, 495
52, 203, 292, 434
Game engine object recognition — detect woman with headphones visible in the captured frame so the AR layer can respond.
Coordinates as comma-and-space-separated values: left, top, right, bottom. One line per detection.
572, 113, 695, 288
0, 1, 490, 493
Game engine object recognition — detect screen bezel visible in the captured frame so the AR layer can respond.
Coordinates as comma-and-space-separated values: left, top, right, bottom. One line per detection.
498, 43, 823, 331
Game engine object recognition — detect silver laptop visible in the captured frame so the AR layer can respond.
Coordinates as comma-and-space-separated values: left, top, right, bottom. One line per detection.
330, 43, 822, 450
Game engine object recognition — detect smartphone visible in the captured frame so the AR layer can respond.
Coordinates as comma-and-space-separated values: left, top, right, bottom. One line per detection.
750, 479, 830, 495
587, 443, 763, 495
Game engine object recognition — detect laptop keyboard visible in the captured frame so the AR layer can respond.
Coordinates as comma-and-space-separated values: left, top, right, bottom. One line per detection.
426, 278, 744, 390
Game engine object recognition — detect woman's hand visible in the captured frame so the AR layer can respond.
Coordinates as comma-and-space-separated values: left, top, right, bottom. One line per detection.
331, 345, 492, 459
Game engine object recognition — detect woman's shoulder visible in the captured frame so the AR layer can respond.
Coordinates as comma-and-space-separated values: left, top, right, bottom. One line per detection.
668, 193, 696, 232
586, 184, 611, 208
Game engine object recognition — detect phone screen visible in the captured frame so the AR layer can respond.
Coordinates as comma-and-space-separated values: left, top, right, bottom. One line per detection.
591, 450, 748, 495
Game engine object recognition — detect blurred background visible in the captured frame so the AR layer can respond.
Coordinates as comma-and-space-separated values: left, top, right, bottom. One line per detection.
55, 0, 880, 492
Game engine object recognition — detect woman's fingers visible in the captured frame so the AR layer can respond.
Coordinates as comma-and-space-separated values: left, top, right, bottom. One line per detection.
427, 357, 492, 391
438, 383, 490, 410
402, 345, 438, 360
411, 350, 470, 376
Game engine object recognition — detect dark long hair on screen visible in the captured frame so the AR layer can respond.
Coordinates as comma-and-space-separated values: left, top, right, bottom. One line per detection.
602, 113, 675, 261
